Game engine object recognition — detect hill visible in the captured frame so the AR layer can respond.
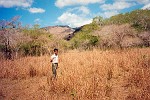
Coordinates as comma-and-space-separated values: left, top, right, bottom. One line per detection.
69, 9, 150, 49
0, 9, 150, 58
42, 26, 75, 39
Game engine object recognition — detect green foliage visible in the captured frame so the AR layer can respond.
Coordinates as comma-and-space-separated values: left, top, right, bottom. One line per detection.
70, 23, 100, 49
89, 35, 99, 46
58, 40, 71, 50
103, 10, 150, 31
19, 41, 47, 56
93, 16, 104, 26
20, 29, 52, 56
0, 45, 5, 51
33, 24, 40, 29
23, 29, 52, 40
81, 23, 99, 33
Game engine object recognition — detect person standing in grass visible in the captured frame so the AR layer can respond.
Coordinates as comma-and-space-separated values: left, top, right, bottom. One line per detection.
51, 48, 59, 79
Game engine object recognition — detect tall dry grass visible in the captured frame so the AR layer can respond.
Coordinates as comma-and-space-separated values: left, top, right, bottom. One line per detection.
0, 48, 150, 100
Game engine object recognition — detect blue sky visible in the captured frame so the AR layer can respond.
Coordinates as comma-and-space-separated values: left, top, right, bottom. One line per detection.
0, 0, 150, 28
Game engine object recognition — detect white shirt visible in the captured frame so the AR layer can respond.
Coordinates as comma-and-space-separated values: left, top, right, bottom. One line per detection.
51, 54, 58, 63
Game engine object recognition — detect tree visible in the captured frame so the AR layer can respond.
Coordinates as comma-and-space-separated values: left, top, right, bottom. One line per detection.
21, 26, 52, 56
93, 16, 104, 26
0, 16, 22, 59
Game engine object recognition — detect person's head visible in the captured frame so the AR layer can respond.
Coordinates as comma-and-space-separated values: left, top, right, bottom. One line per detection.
54, 48, 58, 55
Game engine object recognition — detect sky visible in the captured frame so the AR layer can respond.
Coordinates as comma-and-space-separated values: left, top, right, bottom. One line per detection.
0, 0, 150, 28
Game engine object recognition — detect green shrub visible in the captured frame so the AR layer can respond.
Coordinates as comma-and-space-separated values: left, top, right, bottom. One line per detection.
19, 41, 48, 56
70, 23, 100, 49
19, 29, 52, 56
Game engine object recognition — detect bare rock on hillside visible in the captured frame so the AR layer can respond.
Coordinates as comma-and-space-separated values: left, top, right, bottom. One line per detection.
64, 27, 83, 41
42, 26, 75, 39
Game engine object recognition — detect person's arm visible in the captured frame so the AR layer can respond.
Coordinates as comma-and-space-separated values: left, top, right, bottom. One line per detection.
51, 55, 54, 62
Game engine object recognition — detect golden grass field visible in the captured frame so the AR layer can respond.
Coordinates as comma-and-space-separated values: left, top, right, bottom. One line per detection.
0, 48, 150, 100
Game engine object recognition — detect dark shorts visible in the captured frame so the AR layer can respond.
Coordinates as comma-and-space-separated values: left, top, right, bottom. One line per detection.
52, 63, 58, 77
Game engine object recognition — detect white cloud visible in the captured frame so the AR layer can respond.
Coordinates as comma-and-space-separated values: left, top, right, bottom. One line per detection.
28, 7, 45, 13
136, 0, 150, 4
142, 3, 150, 10
57, 12, 92, 27
34, 18, 41, 23
100, 1, 134, 11
55, 0, 105, 8
103, 11, 119, 18
68, 6, 90, 15
0, 0, 33, 8
57, 6, 92, 27
115, 0, 150, 4
92, 10, 119, 18
78, 6, 90, 15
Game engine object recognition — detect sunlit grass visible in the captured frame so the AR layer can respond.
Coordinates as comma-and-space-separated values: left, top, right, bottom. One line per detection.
0, 48, 150, 100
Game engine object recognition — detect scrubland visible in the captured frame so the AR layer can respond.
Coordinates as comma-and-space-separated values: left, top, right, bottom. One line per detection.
0, 48, 150, 100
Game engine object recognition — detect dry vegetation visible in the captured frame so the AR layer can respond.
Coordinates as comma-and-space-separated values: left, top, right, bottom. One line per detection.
94, 24, 145, 48
0, 48, 150, 100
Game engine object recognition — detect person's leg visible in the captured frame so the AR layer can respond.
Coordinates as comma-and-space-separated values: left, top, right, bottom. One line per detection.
52, 63, 57, 78
55, 63, 58, 76
55, 63, 58, 69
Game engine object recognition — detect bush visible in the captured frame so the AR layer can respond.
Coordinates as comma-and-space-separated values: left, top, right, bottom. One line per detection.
19, 41, 49, 56
70, 23, 100, 49
18, 29, 52, 56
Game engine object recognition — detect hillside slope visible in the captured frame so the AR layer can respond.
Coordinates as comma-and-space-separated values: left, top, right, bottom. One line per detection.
69, 10, 150, 49
42, 26, 75, 39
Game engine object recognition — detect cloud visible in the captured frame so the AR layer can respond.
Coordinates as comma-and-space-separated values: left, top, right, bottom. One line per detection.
115, 0, 150, 4
99, 1, 134, 18
57, 12, 92, 27
100, 1, 135, 11
136, 0, 150, 4
78, 6, 90, 15
0, 0, 33, 8
57, 6, 92, 27
94, 10, 119, 18
103, 11, 119, 18
136, 0, 150, 10
68, 6, 90, 15
111, 0, 150, 11
55, 0, 105, 8
34, 18, 41, 23
28, 7, 45, 13
142, 3, 150, 10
